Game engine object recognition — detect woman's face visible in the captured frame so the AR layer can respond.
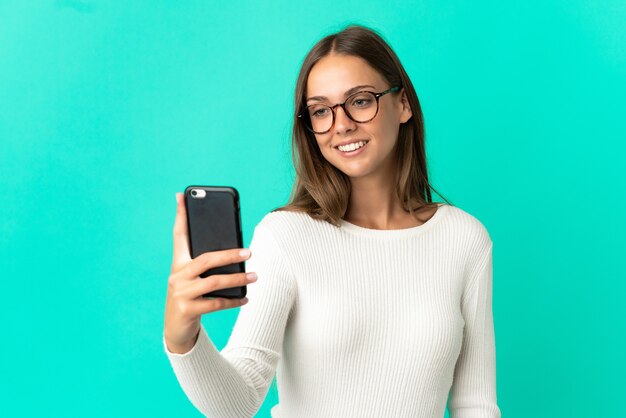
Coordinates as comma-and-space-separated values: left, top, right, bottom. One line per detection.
305, 53, 412, 180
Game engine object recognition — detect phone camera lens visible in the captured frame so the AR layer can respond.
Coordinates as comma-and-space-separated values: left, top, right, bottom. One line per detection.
191, 190, 197, 196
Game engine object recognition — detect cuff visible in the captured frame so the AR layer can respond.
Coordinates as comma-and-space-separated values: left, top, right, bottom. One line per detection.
163, 325, 218, 360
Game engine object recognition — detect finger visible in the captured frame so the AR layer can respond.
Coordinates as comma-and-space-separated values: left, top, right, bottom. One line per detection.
183, 248, 251, 280
190, 297, 249, 316
185, 272, 256, 299
172, 192, 191, 269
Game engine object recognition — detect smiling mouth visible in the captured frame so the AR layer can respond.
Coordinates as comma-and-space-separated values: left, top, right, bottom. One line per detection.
335, 140, 369, 152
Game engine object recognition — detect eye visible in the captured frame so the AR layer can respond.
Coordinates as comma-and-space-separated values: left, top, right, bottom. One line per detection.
309, 106, 330, 118
350, 93, 374, 108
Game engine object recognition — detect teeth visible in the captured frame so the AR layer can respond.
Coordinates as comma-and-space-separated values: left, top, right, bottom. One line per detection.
338, 140, 368, 152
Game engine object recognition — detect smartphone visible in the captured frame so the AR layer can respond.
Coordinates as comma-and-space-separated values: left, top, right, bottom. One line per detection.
184, 185, 246, 299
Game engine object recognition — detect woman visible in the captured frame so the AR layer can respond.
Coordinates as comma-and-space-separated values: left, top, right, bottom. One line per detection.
164, 25, 501, 418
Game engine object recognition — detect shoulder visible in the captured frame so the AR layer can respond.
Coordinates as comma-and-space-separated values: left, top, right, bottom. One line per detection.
252, 209, 330, 243
256, 209, 321, 231
441, 204, 492, 251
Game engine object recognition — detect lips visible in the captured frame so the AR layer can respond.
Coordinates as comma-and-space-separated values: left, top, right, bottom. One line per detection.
335, 139, 369, 157
333, 138, 369, 148
334, 139, 369, 149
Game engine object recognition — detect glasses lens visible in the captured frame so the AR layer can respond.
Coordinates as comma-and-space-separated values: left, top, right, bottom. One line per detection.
346, 92, 377, 122
305, 104, 333, 133
301, 92, 379, 133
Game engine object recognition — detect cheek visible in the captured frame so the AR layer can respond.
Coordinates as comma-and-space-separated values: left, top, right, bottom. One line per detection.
384, 105, 404, 135
314, 137, 326, 151
314, 137, 334, 159
371, 105, 394, 133
372, 115, 399, 147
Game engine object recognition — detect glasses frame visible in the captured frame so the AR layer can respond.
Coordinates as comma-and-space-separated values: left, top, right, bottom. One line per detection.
297, 85, 401, 134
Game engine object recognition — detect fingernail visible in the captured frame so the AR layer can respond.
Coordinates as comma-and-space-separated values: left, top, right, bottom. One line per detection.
239, 249, 251, 258
240, 297, 249, 305
175, 193, 181, 204
246, 272, 257, 282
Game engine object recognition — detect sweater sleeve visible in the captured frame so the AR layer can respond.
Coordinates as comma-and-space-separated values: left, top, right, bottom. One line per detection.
163, 224, 296, 418
448, 240, 501, 418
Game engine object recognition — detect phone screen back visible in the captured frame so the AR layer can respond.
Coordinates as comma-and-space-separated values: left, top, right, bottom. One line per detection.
185, 186, 245, 298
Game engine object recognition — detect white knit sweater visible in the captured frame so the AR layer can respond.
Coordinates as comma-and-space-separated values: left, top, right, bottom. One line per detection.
164, 203, 501, 418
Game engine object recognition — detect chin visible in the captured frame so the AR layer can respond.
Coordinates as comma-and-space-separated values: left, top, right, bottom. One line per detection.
322, 153, 374, 179
337, 165, 372, 179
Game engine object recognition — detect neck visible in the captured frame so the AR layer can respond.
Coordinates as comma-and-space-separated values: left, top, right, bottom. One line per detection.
344, 169, 409, 230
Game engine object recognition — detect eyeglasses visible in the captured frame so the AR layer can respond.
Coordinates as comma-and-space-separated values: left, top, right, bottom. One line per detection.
297, 86, 401, 134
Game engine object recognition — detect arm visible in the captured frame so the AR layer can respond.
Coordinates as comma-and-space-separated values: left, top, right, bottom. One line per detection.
164, 224, 296, 418
448, 241, 501, 418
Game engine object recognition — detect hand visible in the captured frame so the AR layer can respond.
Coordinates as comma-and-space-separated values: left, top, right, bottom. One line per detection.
163, 192, 257, 354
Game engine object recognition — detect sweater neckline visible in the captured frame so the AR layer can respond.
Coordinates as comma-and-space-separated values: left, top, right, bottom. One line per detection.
339, 203, 448, 238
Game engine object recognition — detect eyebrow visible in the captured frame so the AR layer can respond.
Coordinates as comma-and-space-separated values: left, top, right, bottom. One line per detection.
306, 84, 376, 104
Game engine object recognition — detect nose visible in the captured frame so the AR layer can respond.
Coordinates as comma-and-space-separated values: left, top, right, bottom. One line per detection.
333, 105, 356, 135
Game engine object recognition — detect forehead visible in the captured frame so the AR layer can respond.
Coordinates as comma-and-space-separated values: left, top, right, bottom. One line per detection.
306, 54, 385, 100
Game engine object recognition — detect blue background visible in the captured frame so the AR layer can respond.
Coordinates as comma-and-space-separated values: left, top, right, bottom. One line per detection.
1, 1, 624, 416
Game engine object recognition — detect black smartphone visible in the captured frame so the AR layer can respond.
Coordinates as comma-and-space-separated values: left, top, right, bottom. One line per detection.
184, 185, 246, 299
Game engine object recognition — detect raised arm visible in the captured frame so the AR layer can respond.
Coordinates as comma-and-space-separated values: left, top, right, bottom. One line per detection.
164, 223, 296, 418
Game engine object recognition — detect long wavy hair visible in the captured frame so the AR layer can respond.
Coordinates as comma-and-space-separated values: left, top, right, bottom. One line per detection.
273, 24, 452, 227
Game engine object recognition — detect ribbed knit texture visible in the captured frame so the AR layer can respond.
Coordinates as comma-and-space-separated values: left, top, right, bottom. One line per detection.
164, 203, 501, 418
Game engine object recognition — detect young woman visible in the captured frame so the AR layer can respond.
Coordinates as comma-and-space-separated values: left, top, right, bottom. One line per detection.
164, 25, 501, 418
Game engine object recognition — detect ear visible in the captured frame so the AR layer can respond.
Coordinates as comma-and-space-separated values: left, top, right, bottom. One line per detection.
398, 88, 413, 124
